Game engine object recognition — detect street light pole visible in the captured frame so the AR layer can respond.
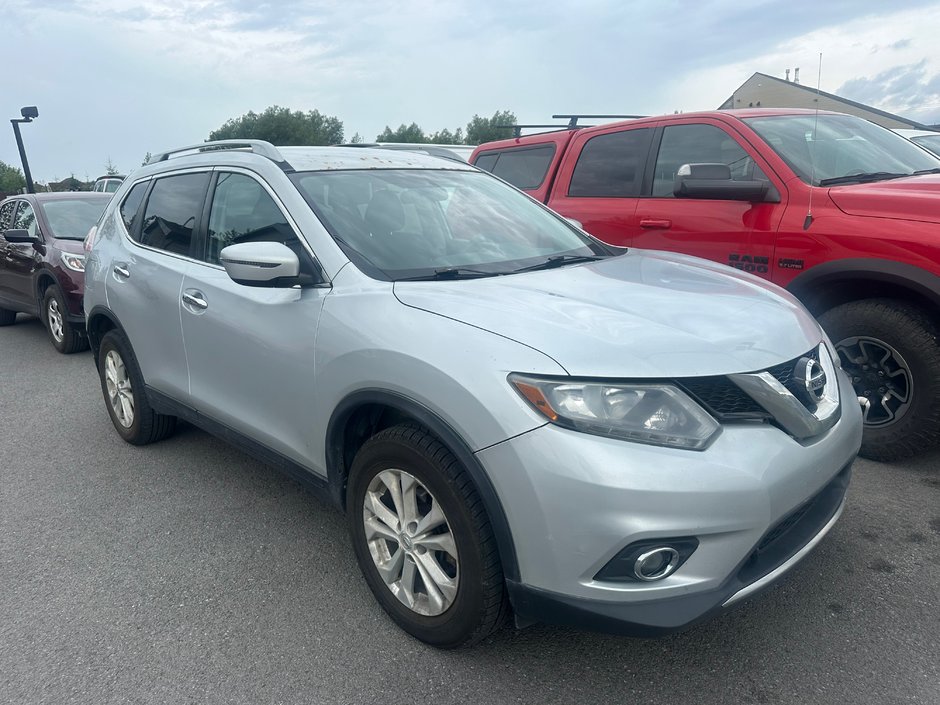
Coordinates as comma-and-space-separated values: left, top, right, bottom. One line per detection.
10, 106, 38, 194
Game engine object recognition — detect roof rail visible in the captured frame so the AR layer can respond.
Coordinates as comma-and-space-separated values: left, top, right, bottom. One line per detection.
148, 140, 288, 166
552, 114, 647, 128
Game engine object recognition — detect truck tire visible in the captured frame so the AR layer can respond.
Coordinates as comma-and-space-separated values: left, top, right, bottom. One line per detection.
818, 299, 940, 462
347, 424, 509, 648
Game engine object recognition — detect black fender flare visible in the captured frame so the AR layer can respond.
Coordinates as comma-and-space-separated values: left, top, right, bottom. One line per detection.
326, 389, 521, 582
85, 305, 127, 364
786, 258, 940, 312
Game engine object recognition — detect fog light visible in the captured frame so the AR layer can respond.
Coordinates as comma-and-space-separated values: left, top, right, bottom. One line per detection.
594, 537, 698, 583
634, 547, 681, 581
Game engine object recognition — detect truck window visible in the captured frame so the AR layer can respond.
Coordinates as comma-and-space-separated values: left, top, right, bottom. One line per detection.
568, 128, 651, 197
652, 124, 768, 197
474, 146, 555, 190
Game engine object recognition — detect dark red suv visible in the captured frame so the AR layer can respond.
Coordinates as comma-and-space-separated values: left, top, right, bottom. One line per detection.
0, 192, 110, 353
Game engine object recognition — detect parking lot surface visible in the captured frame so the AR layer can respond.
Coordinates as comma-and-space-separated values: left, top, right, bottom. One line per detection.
2, 316, 938, 705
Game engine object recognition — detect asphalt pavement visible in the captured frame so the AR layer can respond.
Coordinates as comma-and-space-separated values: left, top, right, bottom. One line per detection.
1, 315, 938, 705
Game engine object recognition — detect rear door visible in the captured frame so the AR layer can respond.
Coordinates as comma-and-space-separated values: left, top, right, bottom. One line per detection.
632, 119, 787, 278
106, 172, 209, 400
179, 170, 327, 467
0, 199, 23, 302
546, 125, 655, 246
472, 131, 574, 203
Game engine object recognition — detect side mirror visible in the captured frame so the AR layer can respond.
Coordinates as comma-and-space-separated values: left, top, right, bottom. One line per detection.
673, 163, 770, 202
219, 241, 300, 287
3, 228, 39, 244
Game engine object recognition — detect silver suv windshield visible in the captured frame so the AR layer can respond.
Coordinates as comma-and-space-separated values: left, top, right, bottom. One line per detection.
290, 169, 614, 280
744, 114, 940, 186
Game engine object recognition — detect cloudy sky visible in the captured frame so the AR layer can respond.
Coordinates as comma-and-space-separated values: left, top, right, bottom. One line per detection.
4, 0, 940, 183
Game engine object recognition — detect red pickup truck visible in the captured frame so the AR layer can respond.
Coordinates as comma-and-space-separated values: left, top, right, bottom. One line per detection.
470, 108, 940, 461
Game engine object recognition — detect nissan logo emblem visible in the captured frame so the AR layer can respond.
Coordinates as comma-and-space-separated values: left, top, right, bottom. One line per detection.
793, 356, 827, 405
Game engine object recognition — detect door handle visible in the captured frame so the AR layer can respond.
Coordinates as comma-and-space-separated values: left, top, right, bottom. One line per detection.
182, 291, 208, 310
639, 218, 672, 229
113, 264, 130, 278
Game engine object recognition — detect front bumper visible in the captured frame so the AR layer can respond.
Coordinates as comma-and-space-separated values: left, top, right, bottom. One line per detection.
476, 369, 862, 635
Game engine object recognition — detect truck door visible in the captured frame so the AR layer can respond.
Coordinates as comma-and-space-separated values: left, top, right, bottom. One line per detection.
547, 126, 655, 247
633, 120, 786, 279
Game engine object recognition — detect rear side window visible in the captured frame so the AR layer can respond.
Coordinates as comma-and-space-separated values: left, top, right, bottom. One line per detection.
0, 201, 18, 230
137, 173, 209, 256
119, 181, 148, 234
568, 128, 652, 197
205, 172, 296, 265
652, 124, 769, 197
474, 145, 555, 189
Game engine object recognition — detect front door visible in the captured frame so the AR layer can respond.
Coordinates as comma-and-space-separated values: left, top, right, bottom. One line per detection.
633, 121, 785, 279
180, 171, 327, 468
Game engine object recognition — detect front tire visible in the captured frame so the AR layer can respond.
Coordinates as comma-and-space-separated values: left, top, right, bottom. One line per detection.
347, 425, 508, 648
98, 329, 176, 445
42, 286, 88, 354
818, 299, 940, 461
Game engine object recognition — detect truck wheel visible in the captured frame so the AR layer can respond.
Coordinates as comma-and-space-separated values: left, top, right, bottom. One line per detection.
818, 299, 940, 461
347, 424, 509, 648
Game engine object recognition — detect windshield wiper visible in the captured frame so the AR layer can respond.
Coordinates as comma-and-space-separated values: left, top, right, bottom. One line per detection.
818, 172, 908, 186
396, 267, 502, 282
511, 254, 604, 273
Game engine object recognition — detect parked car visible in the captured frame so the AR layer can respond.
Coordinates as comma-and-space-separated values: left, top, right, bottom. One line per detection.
83, 140, 861, 648
92, 175, 125, 193
893, 128, 940, 157
340, 142, 476, 162
470, 109, 940, 462
0, 192, 110, 352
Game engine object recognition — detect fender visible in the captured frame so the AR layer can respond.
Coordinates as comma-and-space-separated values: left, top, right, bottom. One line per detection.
786, 258, 940, 311
327, 389, 521, 582
85, 305, 127, 365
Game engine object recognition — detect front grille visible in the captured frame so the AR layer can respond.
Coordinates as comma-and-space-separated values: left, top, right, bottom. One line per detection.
679, 377, 767, 419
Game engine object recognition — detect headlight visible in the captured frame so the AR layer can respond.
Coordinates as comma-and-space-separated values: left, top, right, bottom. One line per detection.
61, 252, 85, 272
509, 374, 720, 450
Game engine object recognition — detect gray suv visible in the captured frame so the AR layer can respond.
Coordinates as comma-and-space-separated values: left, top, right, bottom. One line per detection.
83, 140, 862, 648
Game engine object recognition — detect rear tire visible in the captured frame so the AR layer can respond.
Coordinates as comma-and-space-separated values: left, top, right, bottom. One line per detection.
818, 299, 940, 462
0, 308, 16, 326
347, 424, 509, 648
42, 286, 88, 354
98, 329, 176, 445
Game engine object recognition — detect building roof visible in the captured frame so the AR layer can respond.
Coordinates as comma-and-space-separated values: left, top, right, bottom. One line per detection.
720, 72, 929, 130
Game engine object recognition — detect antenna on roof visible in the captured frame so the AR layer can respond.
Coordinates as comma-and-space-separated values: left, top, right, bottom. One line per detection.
804, 53, 823, 231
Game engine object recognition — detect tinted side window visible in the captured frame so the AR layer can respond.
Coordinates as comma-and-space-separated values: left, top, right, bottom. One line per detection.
13, 202, 37, 237
0, 201, 17, 230
490, 146, 555, 189
120, 181, 148, 234
473, 153, 499, 172
652, 124, 769, 197
138, 173, 209, 256
206, 173, 298, 266
568, 128, 651, 197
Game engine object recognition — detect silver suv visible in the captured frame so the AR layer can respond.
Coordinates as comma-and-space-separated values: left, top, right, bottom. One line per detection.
83, 141, 862, 648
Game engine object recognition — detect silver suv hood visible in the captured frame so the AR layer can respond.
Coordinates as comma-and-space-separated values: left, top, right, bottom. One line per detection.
393, 250, 822, 378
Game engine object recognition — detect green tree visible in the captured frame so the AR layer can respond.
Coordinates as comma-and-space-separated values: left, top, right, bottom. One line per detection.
349, 132, 364, 144
376, 123, 428, 143
142, 152, 153, 166
208, 105, 344, 145
0, 161, 26, 193
428, 127, 464, 144
105, 157, 120, 175
465, 110, 517, 145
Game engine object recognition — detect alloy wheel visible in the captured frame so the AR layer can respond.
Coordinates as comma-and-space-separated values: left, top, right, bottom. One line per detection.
836, 335, 913, 426
47, 297, 64, 343
362, 469, 459, 616
104, 349, 135, 428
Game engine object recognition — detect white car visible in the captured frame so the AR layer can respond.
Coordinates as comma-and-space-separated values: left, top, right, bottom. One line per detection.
893, 128, 940, 157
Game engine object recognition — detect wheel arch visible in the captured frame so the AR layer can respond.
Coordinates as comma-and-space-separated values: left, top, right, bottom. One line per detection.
326, 389, 520, 582
33, 268, 58, 302
85, 305, 124, 365
787, 258, 940, 321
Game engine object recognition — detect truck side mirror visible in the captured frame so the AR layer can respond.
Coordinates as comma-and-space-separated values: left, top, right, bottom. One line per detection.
674, 163, 770, 202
